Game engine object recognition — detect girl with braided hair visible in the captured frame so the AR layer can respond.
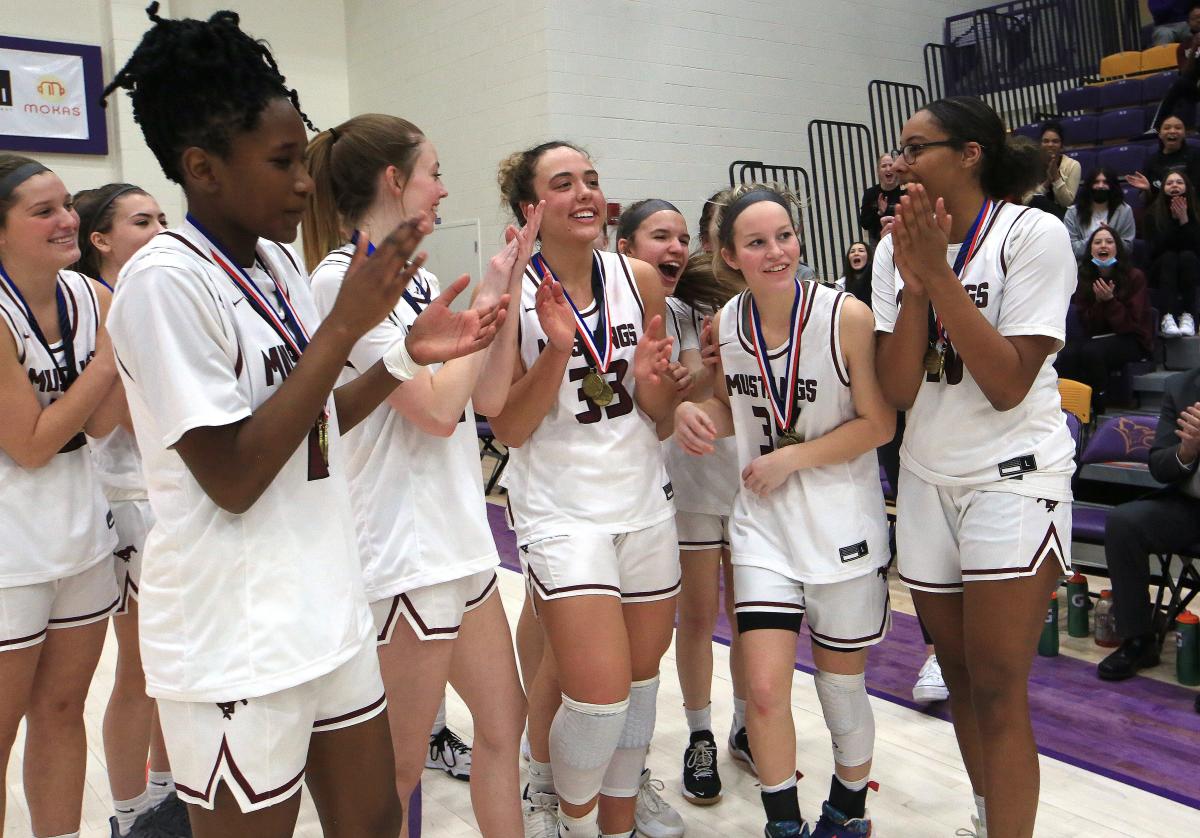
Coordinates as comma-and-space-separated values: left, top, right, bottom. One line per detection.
102, 5, 505, 836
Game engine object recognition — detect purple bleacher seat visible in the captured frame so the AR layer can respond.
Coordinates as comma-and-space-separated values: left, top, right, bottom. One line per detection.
1057, 86, 1097, 114
1066, 148, 1097, 174
1065, 412, 1082, 448
1123, 184, 1144, 210
1013, 123, 1041, 141
1098, 78, 1145, 110
878, 465, 893, 500
1072, 504, 1109, 544
1060, 114, 1099, 145
1098, 108, 1148, 142
1143, 70, 1178, 103
1098, 143, 1149, 178
1189, 137, 1200, 151
1080, 415, 1158, 466
1130, 237, 1150, 270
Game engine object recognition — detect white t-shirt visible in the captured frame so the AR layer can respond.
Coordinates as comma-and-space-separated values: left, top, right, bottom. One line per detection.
0, 270, 116, 585
108, 221, 372, 702
309, 246, 498, 601
872, 203, 1077, 500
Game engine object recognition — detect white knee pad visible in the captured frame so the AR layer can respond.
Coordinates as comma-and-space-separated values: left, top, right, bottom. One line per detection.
600, 675, 659, 798
550, 693, 629, 806
813, 670, 875, 768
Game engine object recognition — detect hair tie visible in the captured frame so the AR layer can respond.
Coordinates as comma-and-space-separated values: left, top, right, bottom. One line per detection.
616, 198, 681, 242
80, 184, 141, 246
0, 162, 50, 202
717, 188, 792, 246
328, 126, 340, 143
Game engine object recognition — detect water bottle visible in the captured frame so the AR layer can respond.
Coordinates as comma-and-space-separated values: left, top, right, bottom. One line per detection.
1094, 590, 1119, 648
1038, 592, 1059, 657
1177, 611, 1199, 686
1066, 572, 1089, 638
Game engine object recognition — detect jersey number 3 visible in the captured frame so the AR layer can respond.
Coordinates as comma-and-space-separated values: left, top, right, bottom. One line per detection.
570, 359, 633, 424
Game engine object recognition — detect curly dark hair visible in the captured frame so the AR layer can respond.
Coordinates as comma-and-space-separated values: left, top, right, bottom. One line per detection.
102, 3, 315, 185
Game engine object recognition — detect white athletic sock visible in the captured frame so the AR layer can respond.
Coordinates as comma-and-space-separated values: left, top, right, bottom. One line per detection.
558, 806, 599, 837
974, 792, 987, 826
113, 789, 150, 834
834, 773, 870, 792
146, 770, 175, 808
733, 696, 747, 731
684, 702, 712, 734
761, 774, 798, 795
431, 697, 448, 736
528, 757, 555, 794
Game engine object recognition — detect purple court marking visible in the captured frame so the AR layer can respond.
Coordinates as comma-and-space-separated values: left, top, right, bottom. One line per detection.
486, 503, 1200, 810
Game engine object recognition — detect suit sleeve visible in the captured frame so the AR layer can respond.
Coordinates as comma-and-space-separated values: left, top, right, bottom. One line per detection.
1149, 375, 1199, 484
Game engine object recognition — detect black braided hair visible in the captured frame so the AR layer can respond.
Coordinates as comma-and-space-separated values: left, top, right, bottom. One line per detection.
102, 3, 316, 185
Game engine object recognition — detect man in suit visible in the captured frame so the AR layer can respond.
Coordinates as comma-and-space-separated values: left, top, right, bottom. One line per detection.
1099, 367, 1200, 681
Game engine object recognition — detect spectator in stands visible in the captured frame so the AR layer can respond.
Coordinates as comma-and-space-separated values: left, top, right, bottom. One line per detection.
1148, 9, 1200, 131
1028, 121, 1079, 218
1150, 0, 1198, 45
1127, 115, 1200, 198
1054, 228, 1151, 413
835, 241, 872, 303
797, 239, 818, 281
859, 152, 903, 245
1146, 171, 1200, 336
1064, 168, 1136, 257
1098, 366, 1200, 681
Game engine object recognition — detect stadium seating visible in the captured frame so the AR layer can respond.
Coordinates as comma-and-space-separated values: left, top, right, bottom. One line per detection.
1097, 108, 1146, 142
1099, 51, 1141, 79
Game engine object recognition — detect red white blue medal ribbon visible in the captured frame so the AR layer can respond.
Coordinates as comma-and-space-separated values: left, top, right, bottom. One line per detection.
350, 232, 431, 315
932, 198, 1001, 349
750, 278, 807, 434
531, 251, 612, 372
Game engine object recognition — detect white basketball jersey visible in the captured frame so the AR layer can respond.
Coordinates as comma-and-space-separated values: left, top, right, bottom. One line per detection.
719, 282, 888, 583
663, 296, 738, 516
309, 247, 498, 601
109, 222, 372, 702
0, 270, 116, 585
503, 250, 673, 542
90, 425, 145, 501
872, 203, 1076, 500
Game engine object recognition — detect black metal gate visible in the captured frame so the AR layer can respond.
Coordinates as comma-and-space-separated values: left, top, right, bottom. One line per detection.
868, 79, 928, 159
806, 120, 874, 280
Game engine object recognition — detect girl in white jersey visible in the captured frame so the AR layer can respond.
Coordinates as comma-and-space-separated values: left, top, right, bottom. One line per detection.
492, 142, 676, 838
101, 7, 504, 836
302, 113, 543, 835
872, 97, 1076, 838
615, 201, 747, 807
676, 185, 895, 838
0, 153, 123, 838
73, 183, 187, 835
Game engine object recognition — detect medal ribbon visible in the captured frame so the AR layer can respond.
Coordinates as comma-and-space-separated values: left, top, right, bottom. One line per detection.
349, 232, 431, 315
531, 251, 612, 372
749, 278, 807, 434
188, 214, 311, 355
0, 263, 79, 389
931, 198, 1000, 349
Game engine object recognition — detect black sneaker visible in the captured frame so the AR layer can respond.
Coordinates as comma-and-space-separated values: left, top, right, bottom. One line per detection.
1097, 634, 1160, 681
681, 730, 722, 805
426, 725, 472, 781
122, 792, 193, 838
728, 724, 757, 774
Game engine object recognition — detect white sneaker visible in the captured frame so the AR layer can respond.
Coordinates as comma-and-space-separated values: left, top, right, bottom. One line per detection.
634, 769, 685, 838
1179, 313, 1196, 336
521, 729, 532, 762
955, 813, 988, 837
426, 725, 471, 781
1161, 313, 1182, 338
522, 784, 560, 838
912, 654, 950, 703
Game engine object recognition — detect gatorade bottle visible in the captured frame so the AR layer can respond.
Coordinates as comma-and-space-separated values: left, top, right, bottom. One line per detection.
1067, 572, 1089, 638
1094, 590, 1119, 648
1038, 592, 1059, 657
1176, 611, 1199, 687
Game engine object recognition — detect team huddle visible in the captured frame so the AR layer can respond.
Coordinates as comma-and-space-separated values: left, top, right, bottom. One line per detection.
0, 7, 1080, 838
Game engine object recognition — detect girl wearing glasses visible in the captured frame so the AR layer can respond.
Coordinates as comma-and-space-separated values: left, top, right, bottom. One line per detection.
873, 97, 1076, 838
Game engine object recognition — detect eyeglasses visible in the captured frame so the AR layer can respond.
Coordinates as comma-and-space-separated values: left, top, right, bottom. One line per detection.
889, 140, 960, 165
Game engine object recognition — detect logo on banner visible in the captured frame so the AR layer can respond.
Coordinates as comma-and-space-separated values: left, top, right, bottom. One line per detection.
36, 76, 66, 102
0, 70, 11, 108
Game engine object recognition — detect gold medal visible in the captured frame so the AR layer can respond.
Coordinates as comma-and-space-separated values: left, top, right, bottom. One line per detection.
778, 429, 804, 447
594, 381, 614, 407
582, 369, 605, 401
923, 345, 945, 380
317, 412, 330, 466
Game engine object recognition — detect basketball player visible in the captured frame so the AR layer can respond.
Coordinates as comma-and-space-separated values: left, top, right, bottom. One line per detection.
101, 6, 504, 836
0, 153, 123, 838
303, 113, 544, 835
615, 200, 748, 806
493, 142, 679, 838
676, 184, 894, 838
73, 183, 188, 835
873, 97, 1076, 838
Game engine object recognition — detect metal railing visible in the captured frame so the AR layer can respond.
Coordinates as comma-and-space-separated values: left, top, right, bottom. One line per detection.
868, 79, 928, 159
924, 42, 947, 100
806, 120, 874, 280
727, 160, 819, 273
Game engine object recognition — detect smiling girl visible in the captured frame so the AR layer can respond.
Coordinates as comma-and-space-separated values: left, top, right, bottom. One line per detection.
675, 184, 894, 838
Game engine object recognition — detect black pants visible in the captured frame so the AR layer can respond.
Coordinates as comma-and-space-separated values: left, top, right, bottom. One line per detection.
1104, 492, 1200, 639
1053, 333, 1145, 412
1152, 250, 1200, 317
1152, 77, 1200, 130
